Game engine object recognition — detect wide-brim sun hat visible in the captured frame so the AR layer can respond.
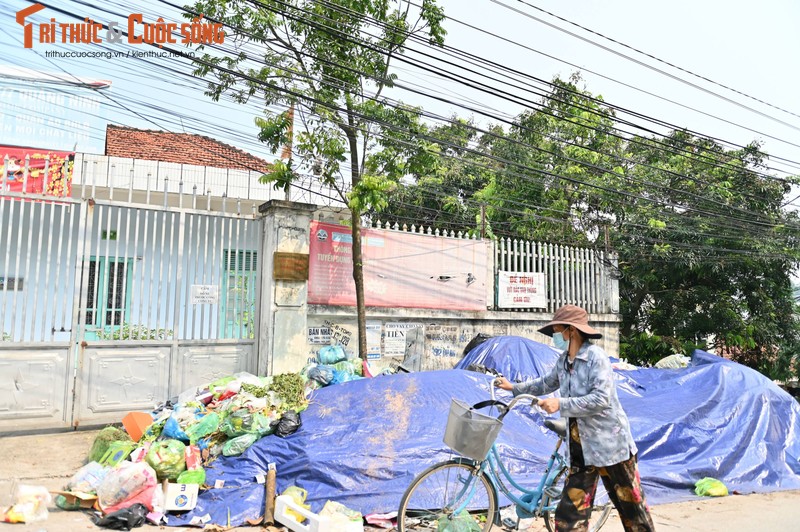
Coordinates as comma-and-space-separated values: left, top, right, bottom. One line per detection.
538, 304, 602, 339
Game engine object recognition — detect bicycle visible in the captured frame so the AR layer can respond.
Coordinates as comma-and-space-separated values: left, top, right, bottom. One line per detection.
397, 380, 612, 531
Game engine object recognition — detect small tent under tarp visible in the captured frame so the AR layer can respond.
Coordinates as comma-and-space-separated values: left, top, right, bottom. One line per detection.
167, 340, 800, 528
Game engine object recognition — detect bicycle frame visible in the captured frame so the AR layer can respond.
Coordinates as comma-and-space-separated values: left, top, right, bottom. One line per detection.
449, 426, 567, 523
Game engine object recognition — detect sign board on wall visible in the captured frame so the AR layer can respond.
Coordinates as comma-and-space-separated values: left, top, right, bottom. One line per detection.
366, 321, 382, 360
497, 271, 547, 309
308, 221, 488, 310
384, 322, 424, 358
191, 284, 219, 304
307, 326, 331, 344
0, 145, 74, 196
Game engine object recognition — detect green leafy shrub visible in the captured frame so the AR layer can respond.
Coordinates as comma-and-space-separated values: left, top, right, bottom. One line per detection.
96, 324, 173, 340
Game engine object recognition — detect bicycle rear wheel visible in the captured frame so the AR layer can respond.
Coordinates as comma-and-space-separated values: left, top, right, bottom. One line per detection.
398, 459, 497, 532
542, 468, 613, 532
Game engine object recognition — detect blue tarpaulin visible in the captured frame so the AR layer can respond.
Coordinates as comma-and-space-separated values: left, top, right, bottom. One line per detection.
167, 339, 800, 527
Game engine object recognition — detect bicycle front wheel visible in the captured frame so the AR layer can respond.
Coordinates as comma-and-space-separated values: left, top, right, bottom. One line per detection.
542, 468, 613, 532
398, 459, 497, 532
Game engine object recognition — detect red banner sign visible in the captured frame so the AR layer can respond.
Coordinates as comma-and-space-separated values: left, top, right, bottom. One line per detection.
309, 221, 488, 311
1, 145, 74, 196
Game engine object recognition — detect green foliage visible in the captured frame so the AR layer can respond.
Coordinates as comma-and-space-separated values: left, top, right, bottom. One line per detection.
348, 174, 397, 212
1, 332, 10, 342
378, 73, 800, 379
96, 324, 173, 341
187, 0, 447, 359
620, 332, 705, 367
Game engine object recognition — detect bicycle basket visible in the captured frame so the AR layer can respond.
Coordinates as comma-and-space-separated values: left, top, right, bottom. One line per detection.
443, 399, 503, 461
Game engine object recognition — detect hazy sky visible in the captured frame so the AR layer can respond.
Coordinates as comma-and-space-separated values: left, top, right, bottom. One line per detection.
2, 0, 799, 195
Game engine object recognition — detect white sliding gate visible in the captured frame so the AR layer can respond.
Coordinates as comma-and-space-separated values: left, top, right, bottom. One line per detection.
0, 189, 263, 433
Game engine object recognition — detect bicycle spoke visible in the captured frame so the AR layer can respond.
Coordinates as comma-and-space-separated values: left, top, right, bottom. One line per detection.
398, 462, 496, 532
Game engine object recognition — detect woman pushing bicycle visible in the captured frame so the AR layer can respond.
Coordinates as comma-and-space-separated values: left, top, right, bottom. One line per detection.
495, 304, 656, 532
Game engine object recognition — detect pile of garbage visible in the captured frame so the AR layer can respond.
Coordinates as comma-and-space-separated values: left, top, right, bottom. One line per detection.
44, 370, 314, 527
301, 345, 367, 389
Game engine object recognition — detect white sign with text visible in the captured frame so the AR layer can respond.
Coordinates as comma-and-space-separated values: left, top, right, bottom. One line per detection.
497, 271, 547, 309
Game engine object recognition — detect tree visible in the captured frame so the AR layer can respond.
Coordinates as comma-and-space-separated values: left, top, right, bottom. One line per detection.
186, 0, 445, 359
615, 132, 800, 377
379, 75, 800, 378
374, 117, 496, 236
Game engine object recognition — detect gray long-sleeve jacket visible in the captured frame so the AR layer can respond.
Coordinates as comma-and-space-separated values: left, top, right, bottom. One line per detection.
512, 341, 637, 467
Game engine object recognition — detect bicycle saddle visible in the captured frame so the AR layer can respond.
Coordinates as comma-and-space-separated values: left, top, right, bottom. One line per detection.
544, 418, 567, 438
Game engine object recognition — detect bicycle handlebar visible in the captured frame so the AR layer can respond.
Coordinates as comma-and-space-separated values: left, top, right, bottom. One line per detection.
490, 377, 539, 414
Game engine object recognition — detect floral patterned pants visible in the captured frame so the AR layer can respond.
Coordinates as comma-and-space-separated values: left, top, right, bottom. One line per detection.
555, 419, 656, 532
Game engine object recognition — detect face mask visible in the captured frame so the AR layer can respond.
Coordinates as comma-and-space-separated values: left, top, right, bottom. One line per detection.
553, 331, 570, 351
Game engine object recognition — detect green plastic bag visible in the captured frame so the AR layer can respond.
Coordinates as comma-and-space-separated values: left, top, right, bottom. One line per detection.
208, 376, 236, 395
177, 468, 206, 485
220, 410, 273, 438
222, 433, 259, 456
145, 439, 187, 480
185, 412, 221, 443
437, 511, 482, 532
694, 477, 728, 497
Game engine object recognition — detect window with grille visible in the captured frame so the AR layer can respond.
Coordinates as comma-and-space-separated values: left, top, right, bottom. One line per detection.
84, 259, 129, 326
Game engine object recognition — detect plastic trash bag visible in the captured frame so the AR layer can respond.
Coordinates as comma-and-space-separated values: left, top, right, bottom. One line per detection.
97, 462, 157, 513
271, 410, 302, 438
66, 461, 109, 493
308, 365, 335, 386
220, 409, 273, 437
145, 440, 186, 481
222, 433, 259, 456
331, 369, 363, 385
93, 502, 147, 530
177, 469, 206, 485
437, 511, 482, 532
163, 408, 199, 443
282, 486, 311, 523
694, 477, 728, 497
184, 412, 220, 443
654, 354, 691, 369
1, 484, 51, 524
317, 345, 347, 365
333, 359, 363, 377
320, 500, 362, 525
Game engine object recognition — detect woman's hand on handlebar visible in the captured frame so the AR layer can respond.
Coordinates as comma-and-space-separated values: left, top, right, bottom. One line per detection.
493, 377, 514, 391
539, 398, 560, 414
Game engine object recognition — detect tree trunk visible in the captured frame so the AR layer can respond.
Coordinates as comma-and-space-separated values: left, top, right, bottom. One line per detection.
350, 209, 367, 361
345, 120, 368, 361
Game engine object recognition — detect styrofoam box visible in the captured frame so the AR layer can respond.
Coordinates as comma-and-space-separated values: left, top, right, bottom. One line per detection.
274, 495, 363, 532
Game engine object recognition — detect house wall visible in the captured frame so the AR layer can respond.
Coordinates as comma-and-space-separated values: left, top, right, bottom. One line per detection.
256, 202, 622, 375
303, 307, 621, 374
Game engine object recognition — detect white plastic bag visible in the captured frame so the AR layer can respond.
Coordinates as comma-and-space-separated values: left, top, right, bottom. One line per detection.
2, 484, 51, 524
66, 461, 110, 493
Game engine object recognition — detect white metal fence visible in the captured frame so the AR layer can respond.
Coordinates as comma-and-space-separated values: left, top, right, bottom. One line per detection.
495, 238, 618, 314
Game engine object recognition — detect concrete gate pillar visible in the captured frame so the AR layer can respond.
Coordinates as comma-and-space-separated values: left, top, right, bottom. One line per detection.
257, 200, 317, 376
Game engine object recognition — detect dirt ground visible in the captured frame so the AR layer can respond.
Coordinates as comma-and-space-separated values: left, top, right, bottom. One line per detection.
1, 428, 799, 531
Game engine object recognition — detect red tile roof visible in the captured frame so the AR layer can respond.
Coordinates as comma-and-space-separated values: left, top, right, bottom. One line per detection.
105, 125, 271, 173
